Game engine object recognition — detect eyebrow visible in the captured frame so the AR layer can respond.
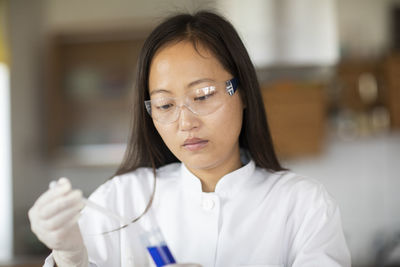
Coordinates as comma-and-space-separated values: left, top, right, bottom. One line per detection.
188, 78, 215, 88
150, 78, 216, 96
150, 89, 171, 96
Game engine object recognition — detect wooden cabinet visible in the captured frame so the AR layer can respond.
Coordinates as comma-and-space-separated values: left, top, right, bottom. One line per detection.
262, 81, 327, 158
336, 60, 384, 111
384, 54, 400, 129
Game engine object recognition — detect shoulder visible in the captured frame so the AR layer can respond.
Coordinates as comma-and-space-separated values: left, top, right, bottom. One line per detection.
255, 167, 323, 192
255, 168, 337, 213
278, 171, 327, 196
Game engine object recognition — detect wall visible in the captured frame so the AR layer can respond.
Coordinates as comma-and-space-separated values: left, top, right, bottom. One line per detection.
287, 133, 400, 265
43, 0, 217, 32
219, 0, 339, 67
337, 0, 400, 58
8, 0, 50, 256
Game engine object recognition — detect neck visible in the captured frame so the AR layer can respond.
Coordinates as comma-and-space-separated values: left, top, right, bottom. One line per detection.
187, 147, 242, 192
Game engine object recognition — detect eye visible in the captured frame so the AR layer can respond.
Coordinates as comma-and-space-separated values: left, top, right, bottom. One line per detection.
193, 86, 216, 101
194, 91, 215, 101
152, 98, 175, 111
156, 103, 174, 110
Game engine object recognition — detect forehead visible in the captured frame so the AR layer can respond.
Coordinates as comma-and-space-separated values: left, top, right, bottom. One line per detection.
148, 41, 228, 89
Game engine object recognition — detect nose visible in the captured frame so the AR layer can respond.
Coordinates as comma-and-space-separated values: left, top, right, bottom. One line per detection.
178, 105, 199, 131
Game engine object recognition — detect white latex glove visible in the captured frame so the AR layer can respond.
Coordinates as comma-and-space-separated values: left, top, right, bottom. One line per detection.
28, 177, 88, 267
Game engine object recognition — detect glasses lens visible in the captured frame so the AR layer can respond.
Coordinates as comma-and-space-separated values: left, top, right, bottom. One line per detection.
145, 80, 234, 123
187, 85, 223, 115
146, 98, 179, 123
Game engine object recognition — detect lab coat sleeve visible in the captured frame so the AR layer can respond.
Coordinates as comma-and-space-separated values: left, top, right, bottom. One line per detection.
286, 181, 351, 267
42, 253, 98, 267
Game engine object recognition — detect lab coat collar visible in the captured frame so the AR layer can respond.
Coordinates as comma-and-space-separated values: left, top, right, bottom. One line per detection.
180, 150, 256, 200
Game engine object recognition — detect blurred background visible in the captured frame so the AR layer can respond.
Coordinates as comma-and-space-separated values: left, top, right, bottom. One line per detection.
0, 0, 400, 266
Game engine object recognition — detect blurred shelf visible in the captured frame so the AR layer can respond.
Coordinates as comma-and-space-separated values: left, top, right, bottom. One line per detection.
0, 256, 45, 267
45, 30, 145, 160
53, 143, 126, 167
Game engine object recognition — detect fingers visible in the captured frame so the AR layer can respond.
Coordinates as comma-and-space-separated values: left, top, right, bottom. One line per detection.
28, 177, 87, 252
47, 216, 81, 244
34, 178, 72, 210
41, 196, 84, 231
39, 189, 83, 220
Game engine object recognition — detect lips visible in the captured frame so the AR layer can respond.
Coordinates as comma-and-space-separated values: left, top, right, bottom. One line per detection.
183, 137, 208, 151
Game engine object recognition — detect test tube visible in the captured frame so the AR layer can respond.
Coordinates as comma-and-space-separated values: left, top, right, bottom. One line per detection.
139, 210, 176, 267
140, 227, 176, 267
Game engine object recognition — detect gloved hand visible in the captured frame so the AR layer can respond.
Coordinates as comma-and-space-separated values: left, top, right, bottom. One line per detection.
28, 177, 88, 267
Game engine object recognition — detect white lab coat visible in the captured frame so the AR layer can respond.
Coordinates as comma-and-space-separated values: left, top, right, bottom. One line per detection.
44, 155, 351, 267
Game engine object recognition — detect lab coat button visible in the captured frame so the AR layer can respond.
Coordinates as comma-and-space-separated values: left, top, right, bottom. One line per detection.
202, 198, 215, 210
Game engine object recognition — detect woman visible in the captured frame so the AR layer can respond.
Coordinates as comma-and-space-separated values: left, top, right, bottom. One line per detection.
29, 11, 351, 267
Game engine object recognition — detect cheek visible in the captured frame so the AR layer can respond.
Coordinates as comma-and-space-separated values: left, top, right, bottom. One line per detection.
208, 99, 243, 143
154, 123, 177, 149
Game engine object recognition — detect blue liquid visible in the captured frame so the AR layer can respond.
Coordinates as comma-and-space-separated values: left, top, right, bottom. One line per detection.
147, 245, 176, 267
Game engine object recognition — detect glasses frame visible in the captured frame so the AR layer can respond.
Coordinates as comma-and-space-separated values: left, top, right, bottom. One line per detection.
144, 77, 239, 124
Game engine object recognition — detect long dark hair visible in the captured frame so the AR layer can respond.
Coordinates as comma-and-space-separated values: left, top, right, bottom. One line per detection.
115, 10, 284, 177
